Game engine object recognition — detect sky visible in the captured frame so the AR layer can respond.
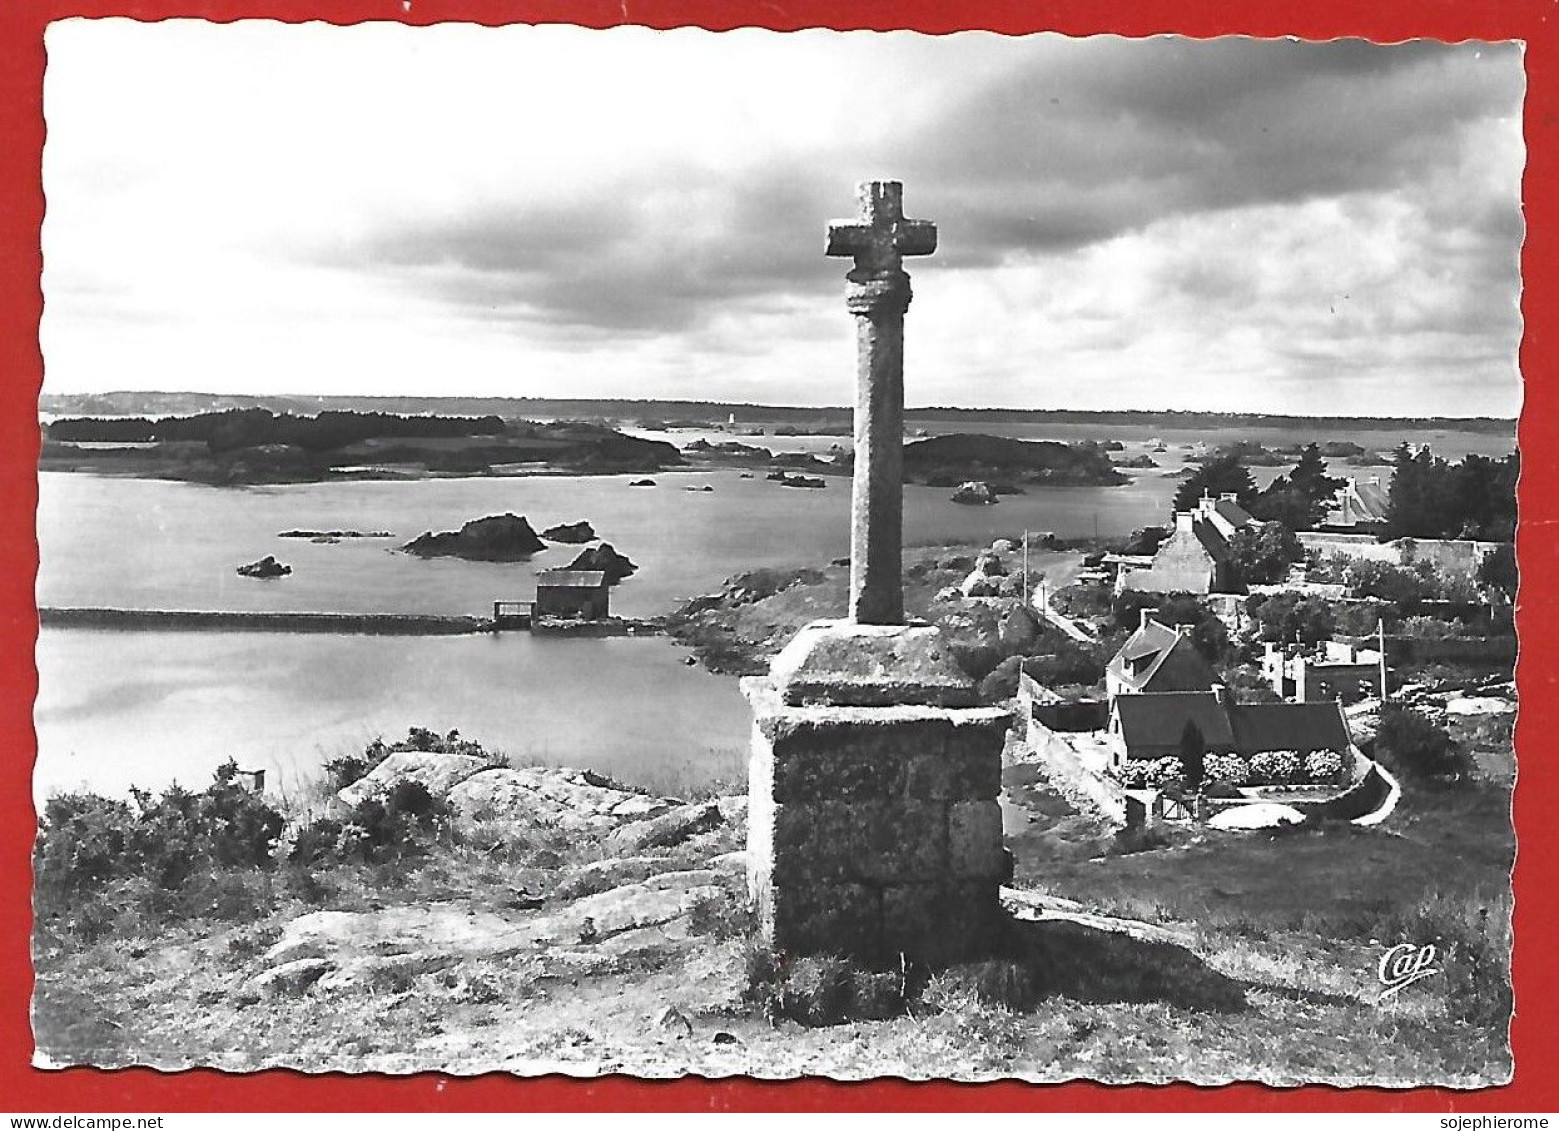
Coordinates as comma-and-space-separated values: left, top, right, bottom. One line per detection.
40, 21, 1525, 416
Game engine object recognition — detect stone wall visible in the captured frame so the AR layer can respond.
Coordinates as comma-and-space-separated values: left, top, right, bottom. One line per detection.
744, 677, 1008, 966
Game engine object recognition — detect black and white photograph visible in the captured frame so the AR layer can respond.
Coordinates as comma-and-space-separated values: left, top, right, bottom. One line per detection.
30, 21, 1522, 1085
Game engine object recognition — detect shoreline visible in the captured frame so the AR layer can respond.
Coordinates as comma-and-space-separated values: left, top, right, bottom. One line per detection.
39, 607, 670, 637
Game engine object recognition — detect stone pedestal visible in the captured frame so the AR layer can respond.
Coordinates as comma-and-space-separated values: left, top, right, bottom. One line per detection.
744, 620, 1009, 966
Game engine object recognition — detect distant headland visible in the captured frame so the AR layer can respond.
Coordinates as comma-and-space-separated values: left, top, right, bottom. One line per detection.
39, 391, 1518, 435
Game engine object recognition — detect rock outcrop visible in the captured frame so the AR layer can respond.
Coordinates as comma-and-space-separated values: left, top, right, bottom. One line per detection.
401, 514, 546, 560
338, 750, 494, 808
566, 542, 638, 585
951, 481, 999, 506
605, 800, 723, 856
540, 521, 597, 544
236, 555, 291, 578
447, 766, 673, 835
241, 747, 749, 1007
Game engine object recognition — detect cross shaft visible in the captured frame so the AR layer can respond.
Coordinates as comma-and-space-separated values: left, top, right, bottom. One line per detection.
825, 181, 937, 626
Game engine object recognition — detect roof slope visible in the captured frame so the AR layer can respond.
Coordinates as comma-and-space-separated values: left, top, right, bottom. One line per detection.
1108, 619, 1218, 694
1114, 693, 1354, 758
1113, 691, 1234, 749
536, 570, 608, 588
1229, 701, 1352, 754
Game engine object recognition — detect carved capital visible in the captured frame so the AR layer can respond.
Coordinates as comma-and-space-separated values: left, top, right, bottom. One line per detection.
845, 268, 912, 318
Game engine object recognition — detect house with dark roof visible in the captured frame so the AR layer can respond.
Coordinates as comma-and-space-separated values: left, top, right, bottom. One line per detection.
1106, 610, 1220, 700
1116, 493, 1256, 596
1320, 476, 1390, 535
1106, 685, 1353, 771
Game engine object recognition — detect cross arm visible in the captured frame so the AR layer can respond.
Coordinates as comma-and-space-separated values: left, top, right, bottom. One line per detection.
825, 221, 873, 258
895, 219, 937, 257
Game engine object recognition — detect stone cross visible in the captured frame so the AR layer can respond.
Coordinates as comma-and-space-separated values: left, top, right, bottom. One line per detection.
827, 181, 937, 626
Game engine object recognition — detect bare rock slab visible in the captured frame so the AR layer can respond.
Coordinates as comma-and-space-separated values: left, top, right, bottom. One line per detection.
605, 799, 723, 856
337, 750, 491, 808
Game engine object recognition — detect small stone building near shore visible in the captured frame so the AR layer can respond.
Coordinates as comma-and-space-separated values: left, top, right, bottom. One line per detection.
534, 570, 610, 620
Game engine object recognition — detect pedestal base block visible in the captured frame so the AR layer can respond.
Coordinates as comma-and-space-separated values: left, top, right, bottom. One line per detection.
744, 626, 1009, 965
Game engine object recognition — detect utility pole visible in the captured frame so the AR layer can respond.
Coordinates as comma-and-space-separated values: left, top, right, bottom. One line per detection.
1022, 529, 1030, 608
1377, 618, 1388, 702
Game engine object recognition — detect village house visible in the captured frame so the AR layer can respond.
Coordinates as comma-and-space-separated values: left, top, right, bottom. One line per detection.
1116, 492, 1257, 596
1261, 639, 1385, 704
1106, 608, 1219, 699
1099, 613, 1356, 772
533, 569, 610, 620
1319, 476, 1390, 535
1106, 685, 1354, 773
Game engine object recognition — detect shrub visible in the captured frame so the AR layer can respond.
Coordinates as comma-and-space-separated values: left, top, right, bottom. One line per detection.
1227, 523, 1305, 586
36, 761, 284, 896
1248, 750, 1303, 785
1020, 645, 1106, 690
1204, 752, 1250, 786
1302, 749, 1345, 783
929, 960, 1038, 1012
1246, 592, 1335, 645
1400, 615, 1464, 640
1119, 757, 1184, 789
743, 947, 907, 1027
288, 779, 452, 866
34, 762, 288, 940
1344, 560, 1435, 603
1374, 703, 1472, 783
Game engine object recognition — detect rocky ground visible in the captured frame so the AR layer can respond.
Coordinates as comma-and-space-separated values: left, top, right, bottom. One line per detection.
33, 731, 1512, 1085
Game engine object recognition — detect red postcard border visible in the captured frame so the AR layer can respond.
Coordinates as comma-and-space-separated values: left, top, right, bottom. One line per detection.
0, 0, 1551, 1113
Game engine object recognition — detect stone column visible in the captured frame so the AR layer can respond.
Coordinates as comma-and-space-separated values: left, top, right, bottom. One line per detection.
847, 269, 909, 626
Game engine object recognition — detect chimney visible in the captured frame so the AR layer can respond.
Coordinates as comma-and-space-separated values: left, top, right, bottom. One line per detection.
1219, 492, 1237, 503
1174, 510, 1194, 533
1369, 475, 1380, 486
1139, 607, 1158, 631
1211, 683, 1226, 705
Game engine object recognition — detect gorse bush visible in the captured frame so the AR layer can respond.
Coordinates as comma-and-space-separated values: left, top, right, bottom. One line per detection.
36, 760, 284, 896
286, 780, 453, 866
35, 761, 287, 942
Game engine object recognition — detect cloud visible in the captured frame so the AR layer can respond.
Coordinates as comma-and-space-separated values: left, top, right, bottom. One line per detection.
41, 23, 1525, 414
325, 35, 1521, 350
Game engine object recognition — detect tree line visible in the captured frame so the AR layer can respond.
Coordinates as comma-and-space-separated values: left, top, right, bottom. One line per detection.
1172, 442, 1516, 542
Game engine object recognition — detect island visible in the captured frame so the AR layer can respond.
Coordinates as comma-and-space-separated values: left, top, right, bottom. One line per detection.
401, 514, 547, 561
896, 433, 1129, 489
39, 409, 684, 486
